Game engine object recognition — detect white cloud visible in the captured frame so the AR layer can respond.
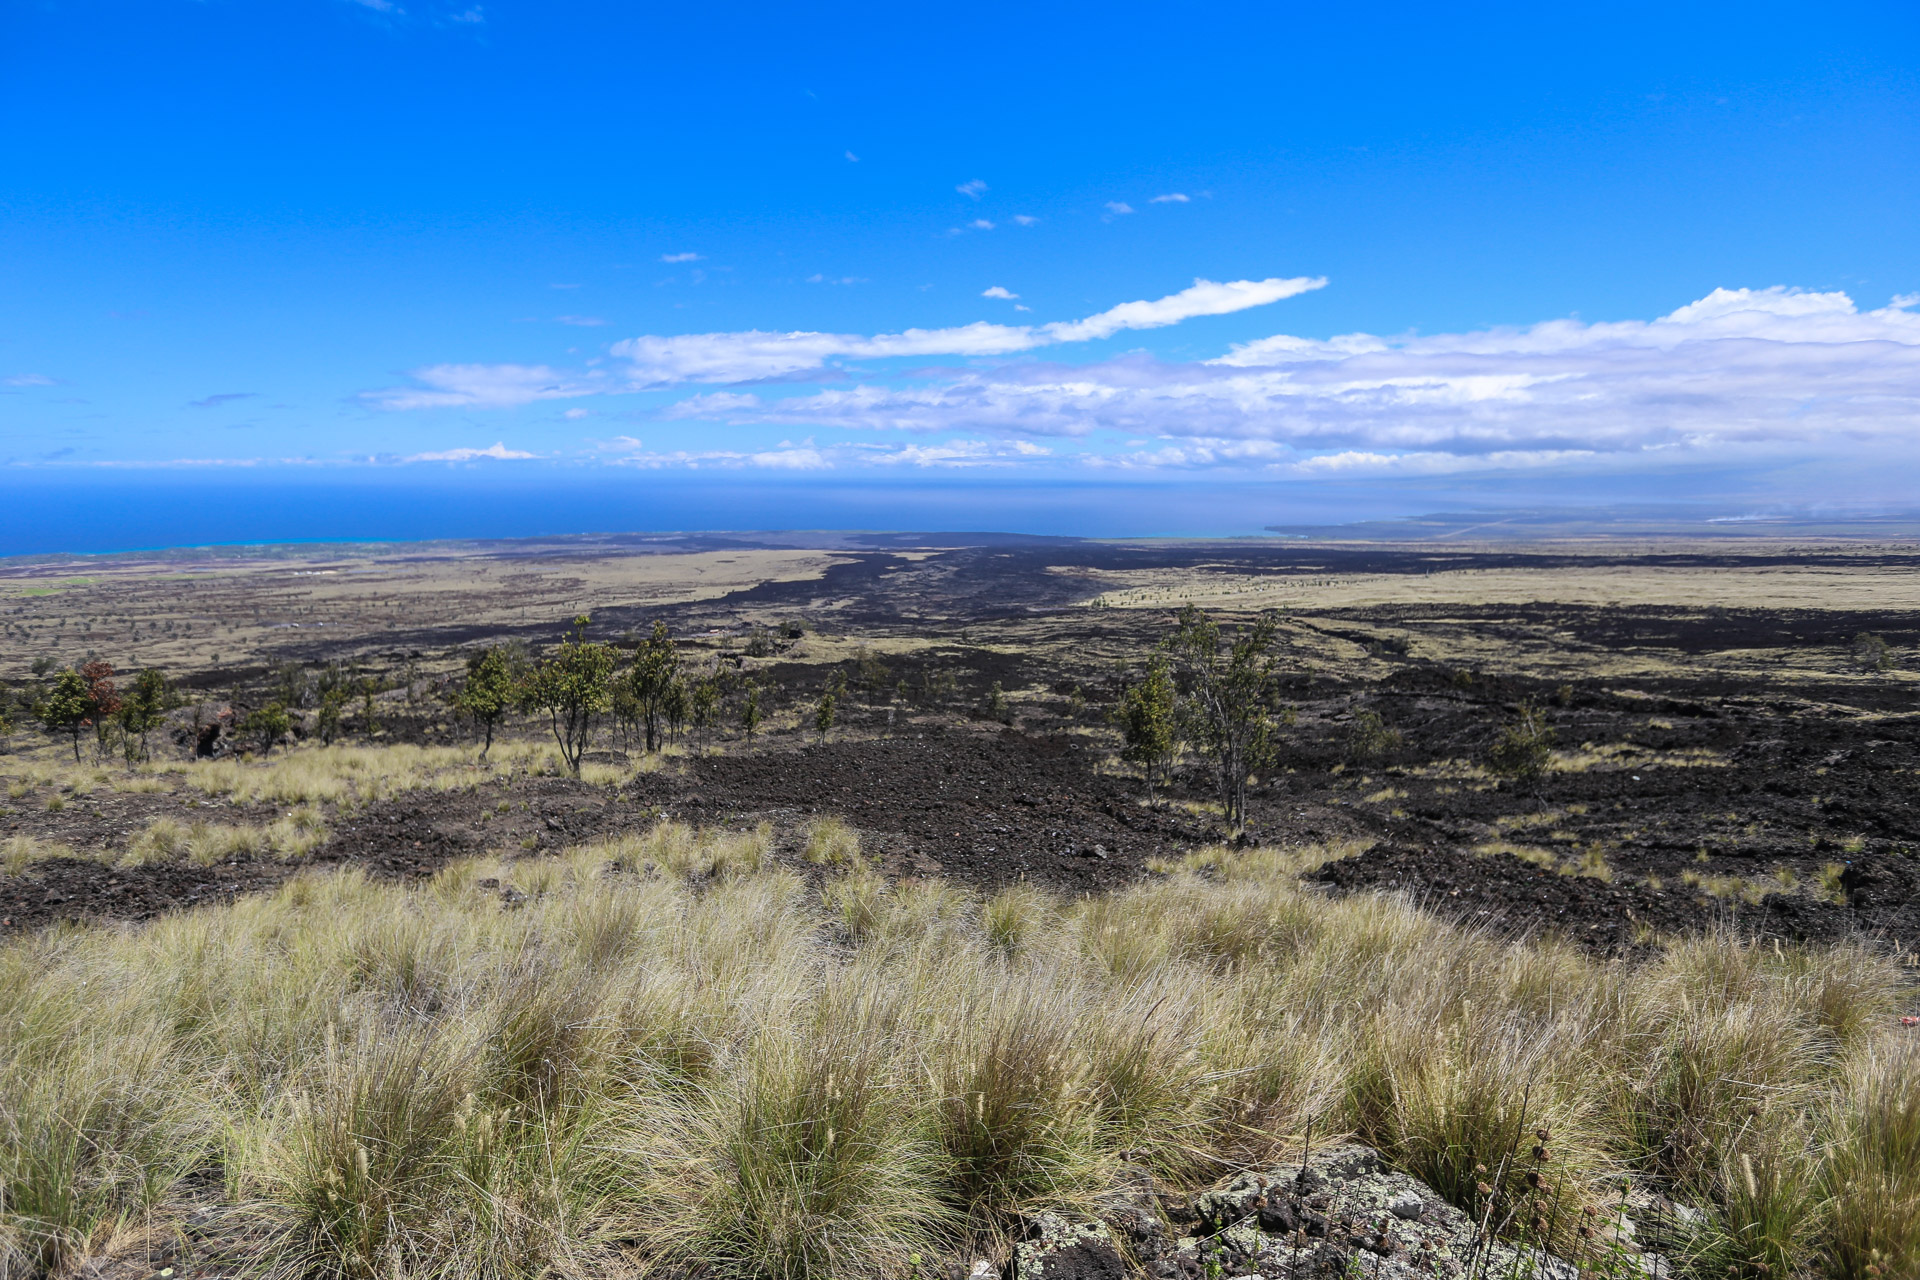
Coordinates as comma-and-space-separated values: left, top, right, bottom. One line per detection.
609, 276, 1324, 384
956, 179, 988, 199
3, 374, 54, 387
1104, 201, 1135, 216
1150, 193, 1190, 203
1040, 276, 1326, 342
660, 252, 703, 263
364, 364, 599, 410
981, 286, 1019, 300
555, 315, 606, 327
1011, 214, 1038, 226
845, 150, 859, 162
604, 437, 1048, 470
969, 218, 995, 230
404, 442, 537, 462
680, 287, 1920, 474
563, 408, 591, 420
807, 273, 868, 285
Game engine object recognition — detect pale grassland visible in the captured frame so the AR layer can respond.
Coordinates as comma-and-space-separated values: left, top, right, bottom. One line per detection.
0, 740, 585, 809
1, 836, 1914, 1280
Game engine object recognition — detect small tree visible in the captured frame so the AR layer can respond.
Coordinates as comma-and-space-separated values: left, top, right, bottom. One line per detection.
626, 620, 679, 753
316, 688, 347, 746
1345, 708, 1403, 764
38, 667, 93, 761
519, 616, 616, 777
80, 660, 121, 760
247, 701, 292, 755
741, 678, 762, 744
459, 644, 519, 756
1116, 653, 1177, 807
1168, 605, 1283, 828
814, 689, 836, 743
691, 677, 720, 753
117, 667, 170, 766
1853, 632, 1894, 674
359, 676, 383, 737
663, 677, 690, 747
1487, 701, 1555, 789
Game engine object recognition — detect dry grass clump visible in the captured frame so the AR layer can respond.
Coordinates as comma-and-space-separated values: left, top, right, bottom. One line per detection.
1, 834, 81, 876
173, 740, 588, 808
0, 834, 1913, 1280
801, 815, 864, 867
121, 808, 329, 867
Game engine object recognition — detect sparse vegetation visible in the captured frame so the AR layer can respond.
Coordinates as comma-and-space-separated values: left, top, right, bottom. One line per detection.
1488, 700, 1555, 786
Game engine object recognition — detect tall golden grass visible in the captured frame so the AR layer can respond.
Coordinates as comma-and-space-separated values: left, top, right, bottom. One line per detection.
0, 837, 1913, 1280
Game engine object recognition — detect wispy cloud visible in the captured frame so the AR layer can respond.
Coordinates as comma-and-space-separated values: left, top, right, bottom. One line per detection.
188, 391, 259, 408
844, 150, 859, 162
4, 374, 55, 388
660, 252, 703, 263
403, 441, 537, 462
807, 274, 868, 286
956, 179, 988, 199
1150, 193, 1190, 203
604, 437, 1049, 470
1104, 201, 1135, 217
981, 286, 1018, 300
608, 276, 1325, 385
555, 315, 607, 326
969, 218, 995, 230
1011, 214, 1038, 226
365, 364, 600, 410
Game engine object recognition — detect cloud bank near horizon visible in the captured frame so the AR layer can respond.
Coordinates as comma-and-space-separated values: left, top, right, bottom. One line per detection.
357, 284, 1920, 483
659, 286, 1920, 476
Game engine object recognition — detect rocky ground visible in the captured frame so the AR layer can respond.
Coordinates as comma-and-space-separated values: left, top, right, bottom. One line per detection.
5, 537, 1920, 955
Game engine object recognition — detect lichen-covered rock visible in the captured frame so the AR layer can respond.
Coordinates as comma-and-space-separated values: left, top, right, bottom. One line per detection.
1011, 1213, 1129, 1280
1021, 1145, 1646, 1280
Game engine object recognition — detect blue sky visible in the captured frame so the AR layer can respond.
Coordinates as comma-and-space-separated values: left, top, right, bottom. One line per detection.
3, 0, 1919, 542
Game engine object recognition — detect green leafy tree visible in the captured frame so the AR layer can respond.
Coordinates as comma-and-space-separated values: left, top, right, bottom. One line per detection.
982, 681, 1011, 724
1853, 631, 1894, 674
458, 644, 520, 756
691, 677, 720, 753
520, 616, 617, 777
247, 701, 292, 755
316, 688, 347, 746
1168, 605, 1283, 828
1487, 701, 1555, 788
1116, 654, 1177, 806
741, 678, 763, 744
116, 667, 171, 766
663, 677, 690, 746
38, 667, 93, 761
814, 689, 837, 743
359, 676, 383, 737
1345, 708, 1403, 764
625, 620, 679, 753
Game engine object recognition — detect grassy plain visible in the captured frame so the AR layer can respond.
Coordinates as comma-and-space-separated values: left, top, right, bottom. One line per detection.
4, 836, 1917, 1280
